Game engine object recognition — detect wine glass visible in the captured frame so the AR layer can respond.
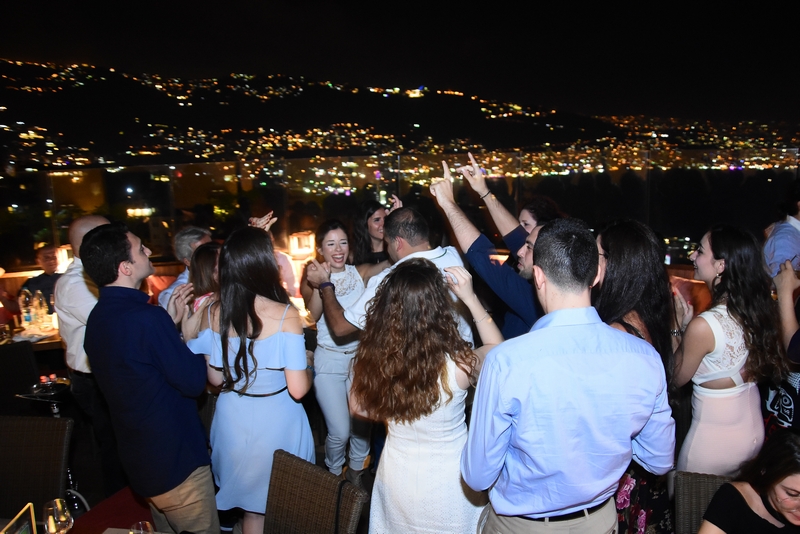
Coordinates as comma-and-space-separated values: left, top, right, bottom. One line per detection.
130, 521, 154, 534
42, 498, 73, 534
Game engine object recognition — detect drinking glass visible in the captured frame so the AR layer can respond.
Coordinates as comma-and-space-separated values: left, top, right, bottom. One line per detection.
42, 498, 73, 534
130, 521, 154, 534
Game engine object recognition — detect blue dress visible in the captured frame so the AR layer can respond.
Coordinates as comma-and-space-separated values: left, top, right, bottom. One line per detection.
187, 306, 314, 513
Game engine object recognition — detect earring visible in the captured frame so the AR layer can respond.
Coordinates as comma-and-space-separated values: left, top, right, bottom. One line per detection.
716, 272, 721, 279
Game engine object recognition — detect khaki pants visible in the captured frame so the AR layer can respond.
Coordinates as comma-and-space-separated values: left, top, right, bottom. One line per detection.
148, 465, 220, 534
479, 498, 617, 534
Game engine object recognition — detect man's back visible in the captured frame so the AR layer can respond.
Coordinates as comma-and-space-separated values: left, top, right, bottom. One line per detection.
462, 306, 675, 518
85, 285, 208, 498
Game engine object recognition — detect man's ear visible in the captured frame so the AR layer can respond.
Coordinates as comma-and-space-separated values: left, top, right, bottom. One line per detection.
118, 260, 132, 278
394, 236, 405, 254
182, 257, 192, 268
533, 265, 546, 291
591, 264, 603, 289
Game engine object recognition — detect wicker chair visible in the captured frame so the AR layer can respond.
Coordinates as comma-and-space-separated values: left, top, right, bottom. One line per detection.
264, 449, 368, 534
675, 470, 732, 534
0, 416, 74, 517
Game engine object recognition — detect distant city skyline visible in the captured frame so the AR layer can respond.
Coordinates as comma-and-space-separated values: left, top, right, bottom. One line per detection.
3, 2, 798, 121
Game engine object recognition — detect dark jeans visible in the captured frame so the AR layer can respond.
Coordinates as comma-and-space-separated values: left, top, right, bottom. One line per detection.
70, 370, 128, 496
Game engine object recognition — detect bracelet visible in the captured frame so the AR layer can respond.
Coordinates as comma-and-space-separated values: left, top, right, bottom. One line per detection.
306, 364, 315, 378
319, 282, 334, 291
670, 329, 684, 337
479, 190, 492, 200
475, 310, 490, 324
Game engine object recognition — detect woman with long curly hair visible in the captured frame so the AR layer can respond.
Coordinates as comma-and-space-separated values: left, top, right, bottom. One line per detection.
675, 225, 788, 476
186, 226, 314, 534
350, 258, 502, 533
593, 219, 676, 533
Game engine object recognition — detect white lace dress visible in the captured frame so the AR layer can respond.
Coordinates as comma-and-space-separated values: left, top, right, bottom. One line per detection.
369, 358, 487, 534
677, 304, 763, 476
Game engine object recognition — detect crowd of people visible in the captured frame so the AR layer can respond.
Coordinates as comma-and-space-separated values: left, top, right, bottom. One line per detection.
15, 152, 800, 534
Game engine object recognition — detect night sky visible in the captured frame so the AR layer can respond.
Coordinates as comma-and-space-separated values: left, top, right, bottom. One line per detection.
3, 2, 799, 121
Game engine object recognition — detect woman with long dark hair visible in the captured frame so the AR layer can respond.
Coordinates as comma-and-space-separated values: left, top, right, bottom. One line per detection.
350, 258, 501, 533
186, 226, 314, 534
593, 219, 676, 533
188, 241, 220, 315
675, 225, 787, 475
699, 430, 800, 533
351, 197, 401, 266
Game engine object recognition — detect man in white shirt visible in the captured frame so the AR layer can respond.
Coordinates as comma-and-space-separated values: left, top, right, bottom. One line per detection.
54, 215, 128, 496
306, 207, 473, 343
157, 226, 211, 309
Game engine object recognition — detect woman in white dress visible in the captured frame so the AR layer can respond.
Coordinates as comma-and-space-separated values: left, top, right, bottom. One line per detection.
349, 258, 502, 533
675, 225, 787, 475
301, 220, 381, 484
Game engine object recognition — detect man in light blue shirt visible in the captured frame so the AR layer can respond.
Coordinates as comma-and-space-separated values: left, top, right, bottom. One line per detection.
462, 218, 675, 533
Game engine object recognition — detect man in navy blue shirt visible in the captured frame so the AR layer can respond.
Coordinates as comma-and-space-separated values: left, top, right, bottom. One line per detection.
81, 223, 218, 534
431, 158, 543, 338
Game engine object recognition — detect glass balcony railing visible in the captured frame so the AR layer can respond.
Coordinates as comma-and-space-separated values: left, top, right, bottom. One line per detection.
1, 147, 797, 269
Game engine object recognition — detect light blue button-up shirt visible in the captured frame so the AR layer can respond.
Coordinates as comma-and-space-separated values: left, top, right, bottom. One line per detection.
764, 216, 800, 277
461, 306, 675, 519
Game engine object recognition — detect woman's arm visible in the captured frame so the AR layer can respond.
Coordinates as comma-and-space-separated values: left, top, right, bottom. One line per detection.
202, 303, 224, 386
182, 296, 212, 341
445, 266, 503, 388
673, 315, 715, 387
300, 263, 323, 321
697, 521, 726, 534
281, 307, 314, 400
348, 385, 372, 420
775, 260, 800, 350
459, 152, 520, 237
206, 355, 224, 387
356, 260, 390, 286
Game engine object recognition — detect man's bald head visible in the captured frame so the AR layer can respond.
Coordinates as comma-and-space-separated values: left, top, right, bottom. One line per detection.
69, 215, 110, 259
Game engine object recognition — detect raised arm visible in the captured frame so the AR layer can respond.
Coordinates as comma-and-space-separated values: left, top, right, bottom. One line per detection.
430, 162, 481, 251
300, 262, 323, 322
775, 260, 800, 351
445, 266, 503, 367
248, 211, 278, 232
460, 152, 520, 237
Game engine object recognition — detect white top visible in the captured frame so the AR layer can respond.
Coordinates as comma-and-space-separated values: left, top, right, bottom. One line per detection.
54, 258, 99, 373
694, 304, 748, 387
316, 264, 363, 352
343, 246, 474, 344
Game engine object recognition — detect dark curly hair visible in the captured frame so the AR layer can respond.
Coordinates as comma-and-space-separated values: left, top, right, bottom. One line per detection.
218, 227, 290, 393
350, 258, 477, 423
707, 225, 788, 385
594, 220, 674, 382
